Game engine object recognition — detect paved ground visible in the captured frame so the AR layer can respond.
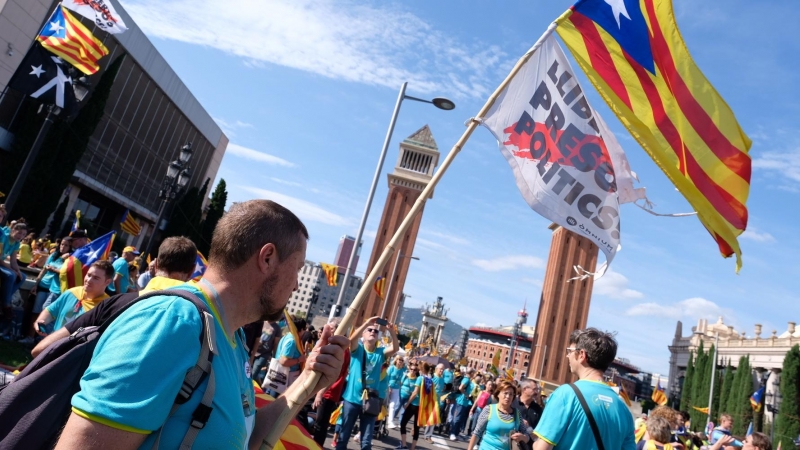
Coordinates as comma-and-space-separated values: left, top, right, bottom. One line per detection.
329, 426, 471, 450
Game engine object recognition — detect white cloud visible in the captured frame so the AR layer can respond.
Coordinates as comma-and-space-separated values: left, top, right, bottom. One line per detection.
471, 255, 545, 272
421, 229, 470, 246
626, 297, 731, 321
270, 178, 303, 188
239, 186, 351, 226
521, 277, 542, 287
593, 269, 644, 300
214, 117, 254, 138
740, 226, 776, 243
753, 148, 800, 191
121, 0, 505, 98
227, 143, 295, 167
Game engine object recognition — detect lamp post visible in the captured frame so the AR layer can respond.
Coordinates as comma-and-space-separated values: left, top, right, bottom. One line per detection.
329, 82, 454, 320
379, 251, 419, 319
4, 73, 91, 214
766, 376, 782, 442
143, 142, 193, 257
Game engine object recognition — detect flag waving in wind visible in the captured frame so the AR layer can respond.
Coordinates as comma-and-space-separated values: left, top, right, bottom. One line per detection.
320, 263, 338, 286
63, 0, 128, 34
60, 231, 115, 291
38, 6, 109, 75
651, 380, 667, 406
482, 33, 636, 276
191, 251, 208, 281
750, 386, 765, 412
555, 0, 751, 271
373, 276, 386, 300
7, 43, 78, 111
120, 209, 141, 236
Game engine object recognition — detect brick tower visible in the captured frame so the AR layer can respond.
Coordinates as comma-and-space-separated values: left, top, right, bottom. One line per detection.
356, 125, 439, 325
529, 223, 599, 386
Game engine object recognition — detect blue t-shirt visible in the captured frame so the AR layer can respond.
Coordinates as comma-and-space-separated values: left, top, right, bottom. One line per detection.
342, 343, 386, 405
71, 283, 256, 449
109, 257, 130, 293
399, 375, 422, 406
387, 365, 406, 389
443, 369, 454, 385
534, 380, 635, 450
432, 375, 446, 404
45, 287, 108, 331
457, 378, 474, 406
276, 333, 302, 372
0, 230, 20, 260
42, 253, 66, 294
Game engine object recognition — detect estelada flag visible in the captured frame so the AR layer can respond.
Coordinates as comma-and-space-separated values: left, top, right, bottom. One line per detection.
252, 381, 322, 450
38, 6, 109, 75
373, 276, 386, 300
120, 209, 141, 236
750, 386, 765, 412
481, 33, 636, 277
417, 376, 441, 427
320, 263, 338, 286
60, 231, 115, 291
651, 381, 667, 406
191, 251, 208, 281
555, 0, 751, 271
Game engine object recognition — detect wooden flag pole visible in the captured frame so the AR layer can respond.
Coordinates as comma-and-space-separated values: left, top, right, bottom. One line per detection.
260, 22, 559, 450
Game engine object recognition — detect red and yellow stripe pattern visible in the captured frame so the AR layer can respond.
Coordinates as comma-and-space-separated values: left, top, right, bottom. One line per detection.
556, 0, 751, 270
252, 382, 322, 450
417, 377, 441, 427
373, 276, 386, 300
120, 209, 142, 236
37, 6, 108, 75
320, 263, 338, 287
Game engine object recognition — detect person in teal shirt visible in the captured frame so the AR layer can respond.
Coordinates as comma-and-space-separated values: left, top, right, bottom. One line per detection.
108, 246, 139, 294
468, 380, 532, 450
533, 328, 635, 450
337, 317, 399, 450
275, 316, 307, 390
398, 362, 425, 450
387, 356, 406, 428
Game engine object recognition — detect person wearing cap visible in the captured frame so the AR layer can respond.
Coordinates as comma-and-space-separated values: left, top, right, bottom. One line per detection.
109, 246, 140, 294
68, 230, 89, 252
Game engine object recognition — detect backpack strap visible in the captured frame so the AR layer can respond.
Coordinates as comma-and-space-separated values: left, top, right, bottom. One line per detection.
568, 383, 605, 450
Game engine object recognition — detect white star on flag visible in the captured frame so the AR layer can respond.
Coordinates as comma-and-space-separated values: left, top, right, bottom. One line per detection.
29, 65, 45, 78
49, 20, 64, 33
604, 0, 631, 28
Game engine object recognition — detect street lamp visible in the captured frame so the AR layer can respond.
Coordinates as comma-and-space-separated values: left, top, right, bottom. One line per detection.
379, 251, 419, 319
4, 71, 92, 214
143, 142, 193, 257
329, 82, 455, 320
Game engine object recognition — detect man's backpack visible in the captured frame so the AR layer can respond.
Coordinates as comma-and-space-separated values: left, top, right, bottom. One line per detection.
0, 289, 218, 450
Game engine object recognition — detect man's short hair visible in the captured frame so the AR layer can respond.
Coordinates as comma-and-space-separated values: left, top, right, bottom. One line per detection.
750, 432, 772, 450
646, 417, 672, 443
569, 327, 617, 371
91, 260, 115, 280
650, 405, 679, 424
292, 316, 306, 332
519, 379, 537, 392
208, 200, 308, 272
157, 237, 197, 274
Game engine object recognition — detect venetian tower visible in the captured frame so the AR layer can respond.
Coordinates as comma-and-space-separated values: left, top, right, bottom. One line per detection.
529, 223, 599, 385
356, 125, 439, 325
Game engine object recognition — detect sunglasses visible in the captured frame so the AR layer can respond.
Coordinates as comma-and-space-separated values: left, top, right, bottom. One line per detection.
566, 347, 580, 356
365, 328, 379, 334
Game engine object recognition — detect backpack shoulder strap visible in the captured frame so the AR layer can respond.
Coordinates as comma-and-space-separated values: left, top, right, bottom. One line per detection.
568, 383, 605, 450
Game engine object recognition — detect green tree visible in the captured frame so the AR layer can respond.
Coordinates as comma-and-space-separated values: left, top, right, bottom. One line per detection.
712, 363, 723, 420
163, 177, 209, 246
198, 179, 227, 256
731, 355, 753, 435
0, 55, 126, 230
697, 344, 716, 427
727, 356, 745, 427
47, 195, 69, 236
775, 345, 800, 450
719, 360, 735, 414
681, 351, 695, 412
691, 341, 707, 430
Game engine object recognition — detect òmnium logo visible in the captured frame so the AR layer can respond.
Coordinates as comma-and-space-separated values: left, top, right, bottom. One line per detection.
566, 216, 577, 226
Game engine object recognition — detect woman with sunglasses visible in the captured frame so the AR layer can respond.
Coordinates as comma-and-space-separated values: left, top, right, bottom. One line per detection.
397, 361, 430, 450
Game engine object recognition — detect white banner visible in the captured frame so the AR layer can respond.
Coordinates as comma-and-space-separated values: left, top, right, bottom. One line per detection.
63, 0, 128, 34
482, 34, 631, 275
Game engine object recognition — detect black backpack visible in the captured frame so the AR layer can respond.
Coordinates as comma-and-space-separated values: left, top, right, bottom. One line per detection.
0, 289, 218, 450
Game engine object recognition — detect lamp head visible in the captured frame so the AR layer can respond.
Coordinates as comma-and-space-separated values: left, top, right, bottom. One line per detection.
166, 160, 181, 179
179, 142, 193, 163
177, 169, 191, 189
432, 97, 456, 111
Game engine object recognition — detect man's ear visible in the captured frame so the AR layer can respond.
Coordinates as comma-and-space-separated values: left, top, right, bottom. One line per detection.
257, 243, 278, 274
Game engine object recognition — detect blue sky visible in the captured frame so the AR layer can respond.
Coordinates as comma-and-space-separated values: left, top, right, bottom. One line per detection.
118, 0, 799, 375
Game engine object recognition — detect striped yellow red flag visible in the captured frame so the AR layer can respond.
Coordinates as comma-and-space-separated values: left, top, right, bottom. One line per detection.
252, 381, 322, 450
417, 377, 441, 427
373, 276, 386, 300
320, 263, 338, 286
651, 381, 668, 406
692, 405, 709, 414
120, 209, 142, 236
37, 6, 108, 75
555, 0, 751, 271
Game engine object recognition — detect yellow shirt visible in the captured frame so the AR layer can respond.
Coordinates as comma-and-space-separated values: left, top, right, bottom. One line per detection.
141, 276, 186, 293
18, 244, 32, 264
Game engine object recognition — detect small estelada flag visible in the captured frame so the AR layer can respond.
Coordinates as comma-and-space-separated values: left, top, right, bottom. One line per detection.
120, 209, 142, 236
373, 276, 386, 300
320, 263, 338, 286
8, 43, 77, 112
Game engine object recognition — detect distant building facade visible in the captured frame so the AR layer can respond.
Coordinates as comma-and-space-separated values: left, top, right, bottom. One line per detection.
465, 324, 535, 379
287, 260, 364, 328
334, 235, 361, 276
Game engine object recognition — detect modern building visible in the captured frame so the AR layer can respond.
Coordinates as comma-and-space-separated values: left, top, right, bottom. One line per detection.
355, 125, 438, 325
334, 235, 361, 276
530, 223, 599, 387
0, 0, 227, 247
667, 317, 800, 425
465, 322, 536, 379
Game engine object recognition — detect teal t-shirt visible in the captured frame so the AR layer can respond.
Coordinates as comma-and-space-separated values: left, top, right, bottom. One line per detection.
45, 289, 83, 331
457, 378, 474, 406
533, 380, 635, 450
42, 253, 65, 294
399, 375, 422, 406
0, 230, 20, 260
109, 257, 130, 293
71, 284, 256, 449
276, 333, 301, 372
432, 375, 446, 404
443, 369, 453, 385
342, 343, 385, 405
387, 365, 406, 389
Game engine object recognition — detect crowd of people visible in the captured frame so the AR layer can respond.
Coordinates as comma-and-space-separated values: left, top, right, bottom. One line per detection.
0, 200, 778, 450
